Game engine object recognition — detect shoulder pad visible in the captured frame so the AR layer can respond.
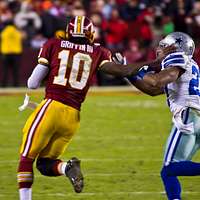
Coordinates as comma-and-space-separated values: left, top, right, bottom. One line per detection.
161, 52, 189, 70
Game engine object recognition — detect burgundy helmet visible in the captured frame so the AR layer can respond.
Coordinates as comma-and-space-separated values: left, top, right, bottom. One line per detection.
66, 16, 95, 43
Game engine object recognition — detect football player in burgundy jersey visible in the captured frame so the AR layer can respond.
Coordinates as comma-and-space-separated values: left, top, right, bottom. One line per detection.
17, 16, 174, 200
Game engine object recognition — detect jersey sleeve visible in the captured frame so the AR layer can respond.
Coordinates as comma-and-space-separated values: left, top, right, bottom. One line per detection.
161, 52, 189, 71
38, 39, 54, 66
98, 47, 112, 68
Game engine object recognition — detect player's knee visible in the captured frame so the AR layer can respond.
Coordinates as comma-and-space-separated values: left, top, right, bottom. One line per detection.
36, 158, 61, 176
161, 166, 167, 179
161, 163, 174, 179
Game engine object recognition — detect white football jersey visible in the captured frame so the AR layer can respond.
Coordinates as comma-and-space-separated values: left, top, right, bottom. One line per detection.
162, 53, 200, 113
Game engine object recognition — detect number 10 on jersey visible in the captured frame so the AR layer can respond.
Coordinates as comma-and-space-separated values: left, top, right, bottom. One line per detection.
53, 50, 92, 90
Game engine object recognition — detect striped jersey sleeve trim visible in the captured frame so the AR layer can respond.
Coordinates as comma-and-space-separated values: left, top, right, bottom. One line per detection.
163, 59, 185, 68
164, 54, 184, 62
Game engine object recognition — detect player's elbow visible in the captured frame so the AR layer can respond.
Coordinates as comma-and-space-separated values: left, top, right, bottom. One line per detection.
146, 91, 156, 96
148, 90, 161, 96
147, 78, 160, 88
143, 75, 162, 88
152, 80, 161, 88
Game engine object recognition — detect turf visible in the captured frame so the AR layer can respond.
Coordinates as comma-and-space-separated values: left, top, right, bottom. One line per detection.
0, 92, 200, 200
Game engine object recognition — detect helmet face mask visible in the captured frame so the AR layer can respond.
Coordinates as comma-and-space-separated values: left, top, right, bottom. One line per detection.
158, 32, 195, 57
66, 16, 95, 44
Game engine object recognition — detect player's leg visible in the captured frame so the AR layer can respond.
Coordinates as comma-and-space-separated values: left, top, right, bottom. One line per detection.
168, 108, 200, 176
18, 99, 54, 200
161, 108, 197, 200
161, 110, 189, 200
161, 126, 183, 200
161, 133, 197, 198
35, 102, 83, 193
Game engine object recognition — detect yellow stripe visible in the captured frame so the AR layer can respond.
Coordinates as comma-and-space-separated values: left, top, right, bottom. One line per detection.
18, 179, 33, 183
18, 172, 33, 174
76, 16, 82, 34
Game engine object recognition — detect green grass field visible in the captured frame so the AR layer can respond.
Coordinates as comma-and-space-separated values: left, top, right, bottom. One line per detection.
0, 90, 200, 200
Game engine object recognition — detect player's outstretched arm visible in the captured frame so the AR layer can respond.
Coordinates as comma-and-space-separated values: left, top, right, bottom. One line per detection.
100, 45, 176, 77
100, 59, 160, 77
143, 66, 184, 88
132, 79, 164, 96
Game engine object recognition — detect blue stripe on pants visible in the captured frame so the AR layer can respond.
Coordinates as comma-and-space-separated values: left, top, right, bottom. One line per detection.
164, 108, 190, 165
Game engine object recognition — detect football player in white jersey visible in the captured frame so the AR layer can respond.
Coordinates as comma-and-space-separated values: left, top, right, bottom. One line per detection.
115, 32, 200, 200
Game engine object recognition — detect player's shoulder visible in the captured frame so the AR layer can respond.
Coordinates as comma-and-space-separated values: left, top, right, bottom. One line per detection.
161, 52, 191, 71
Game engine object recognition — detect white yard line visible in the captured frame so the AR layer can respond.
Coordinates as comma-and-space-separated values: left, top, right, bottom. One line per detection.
0, 86, 138, 95
1, 172, 160, 179
96, 101, 161, 108
0, 191, 199, 197
74, 135, 163, 140
0, 158, 163, 164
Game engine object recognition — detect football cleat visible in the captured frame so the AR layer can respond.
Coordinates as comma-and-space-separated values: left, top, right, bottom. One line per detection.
66, 16, 95, 44
65, 157, 84, 193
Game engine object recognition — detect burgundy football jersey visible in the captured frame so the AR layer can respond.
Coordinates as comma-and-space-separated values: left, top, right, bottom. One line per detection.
38, 38, 111, 110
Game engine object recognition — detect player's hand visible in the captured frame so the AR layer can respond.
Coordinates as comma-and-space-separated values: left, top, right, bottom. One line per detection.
18, 94, 38, 111
18, 94, 30, 111
112, 52, 127, 65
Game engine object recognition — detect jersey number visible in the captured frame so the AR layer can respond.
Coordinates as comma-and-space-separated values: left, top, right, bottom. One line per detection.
53, 50, 92, 90
189, 65, 200, 96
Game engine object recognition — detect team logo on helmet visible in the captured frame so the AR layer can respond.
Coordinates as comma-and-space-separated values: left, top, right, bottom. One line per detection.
66, 16, 95, 43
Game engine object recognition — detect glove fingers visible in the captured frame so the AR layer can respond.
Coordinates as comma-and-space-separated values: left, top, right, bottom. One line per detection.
116, 53, 123, 62
112, 52, 126, 64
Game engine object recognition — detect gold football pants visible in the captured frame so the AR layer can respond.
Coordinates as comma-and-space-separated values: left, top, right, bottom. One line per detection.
20, 99, 80, 159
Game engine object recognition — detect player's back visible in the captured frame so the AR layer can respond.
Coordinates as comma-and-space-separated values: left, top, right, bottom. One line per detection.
38, 38, 111, 110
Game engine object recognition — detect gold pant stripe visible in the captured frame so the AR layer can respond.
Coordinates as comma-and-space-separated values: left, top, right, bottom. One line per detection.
22, 99, 52, 157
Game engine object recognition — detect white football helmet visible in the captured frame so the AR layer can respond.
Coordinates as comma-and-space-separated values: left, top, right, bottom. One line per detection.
159, 32, 195, 57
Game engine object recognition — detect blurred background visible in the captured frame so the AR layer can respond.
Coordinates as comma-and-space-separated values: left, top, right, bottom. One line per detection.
0, 0, 200, 87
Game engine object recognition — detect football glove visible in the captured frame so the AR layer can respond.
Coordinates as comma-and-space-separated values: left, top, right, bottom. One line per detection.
112, 52, 127, 65
18, 94, 38, 111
